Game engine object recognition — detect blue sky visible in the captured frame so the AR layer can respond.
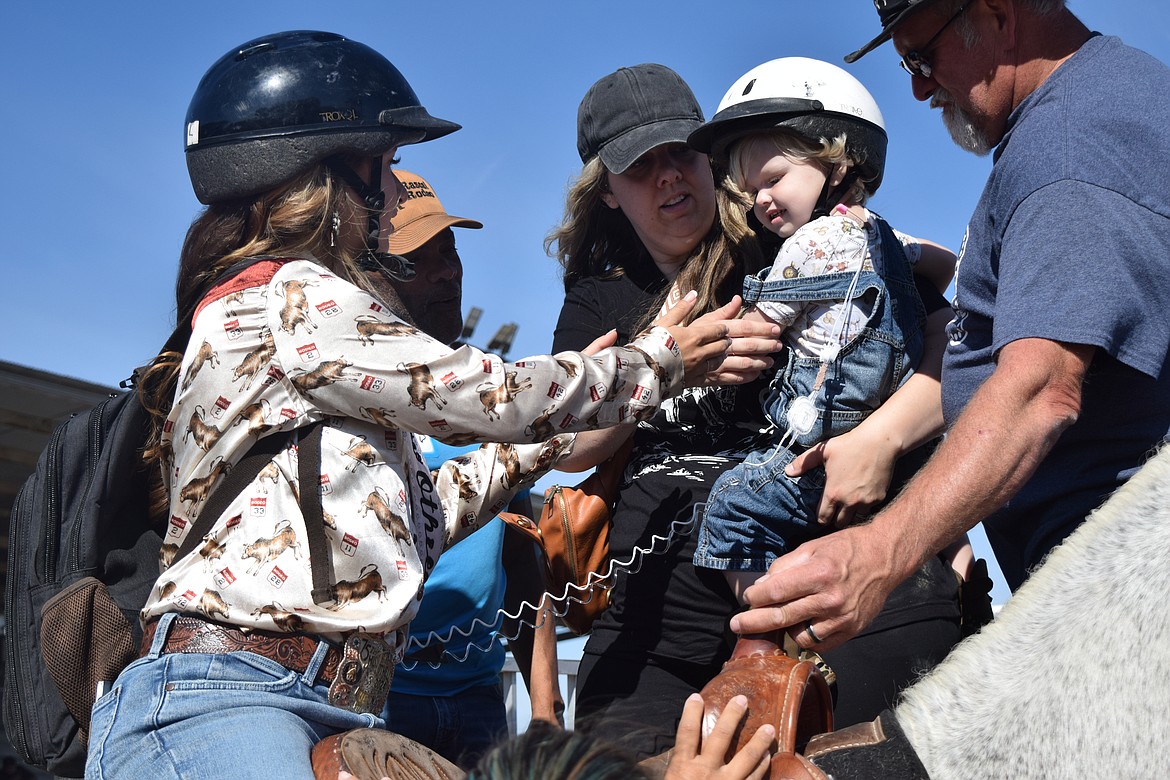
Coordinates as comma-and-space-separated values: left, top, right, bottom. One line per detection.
3, 1, 1167, 603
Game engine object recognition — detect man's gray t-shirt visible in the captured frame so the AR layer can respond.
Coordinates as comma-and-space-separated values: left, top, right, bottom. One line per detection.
943, 34, 1170, 588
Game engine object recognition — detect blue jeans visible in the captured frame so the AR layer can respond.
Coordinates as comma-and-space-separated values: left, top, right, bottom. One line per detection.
85, 613, 383, 780
381, 683, 506, 767
693, 445, 826, 570
696, 214, 924, 571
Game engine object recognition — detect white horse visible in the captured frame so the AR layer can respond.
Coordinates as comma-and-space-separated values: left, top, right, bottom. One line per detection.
805, 445, 1170, 778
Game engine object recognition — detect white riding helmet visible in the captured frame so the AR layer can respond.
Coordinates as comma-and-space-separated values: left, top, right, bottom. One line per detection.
689, 57, 888, 193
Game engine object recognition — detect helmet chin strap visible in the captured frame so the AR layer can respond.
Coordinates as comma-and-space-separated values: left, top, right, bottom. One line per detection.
811, 165, 861, 221
326, 158, 417, 282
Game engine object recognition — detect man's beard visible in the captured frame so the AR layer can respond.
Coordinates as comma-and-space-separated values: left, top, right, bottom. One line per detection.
932, 88, 994, 156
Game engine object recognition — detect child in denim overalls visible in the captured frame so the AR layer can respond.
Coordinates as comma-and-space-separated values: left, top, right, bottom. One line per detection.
686, 58, 956, 606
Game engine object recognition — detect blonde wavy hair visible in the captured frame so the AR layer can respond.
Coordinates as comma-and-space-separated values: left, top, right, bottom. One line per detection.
545, 157, 765, 329
139, 160, 377, 518
727, 130, 873, 207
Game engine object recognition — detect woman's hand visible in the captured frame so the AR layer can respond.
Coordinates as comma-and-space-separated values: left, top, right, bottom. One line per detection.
582, 328, 618, 356
658, 293, 781, 388
785, 423, 898, 528
665, 693, 774, 780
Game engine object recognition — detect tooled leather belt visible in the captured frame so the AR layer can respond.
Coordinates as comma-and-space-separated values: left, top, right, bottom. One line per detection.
140, 615, 395, 714
141, 615, 343, 683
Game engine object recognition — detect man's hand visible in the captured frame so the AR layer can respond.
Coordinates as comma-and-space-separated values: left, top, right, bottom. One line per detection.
729, 523, 901, 651
731, 338, 1096, 650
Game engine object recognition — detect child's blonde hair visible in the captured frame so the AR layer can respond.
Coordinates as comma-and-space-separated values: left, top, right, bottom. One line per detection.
727, 129, 873, 207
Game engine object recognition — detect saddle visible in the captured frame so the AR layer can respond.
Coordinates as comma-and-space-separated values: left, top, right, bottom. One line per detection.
311, 729, 465, 780
706, 632, 834, 769
690, 633, 933, 779
640, 630, 835, 778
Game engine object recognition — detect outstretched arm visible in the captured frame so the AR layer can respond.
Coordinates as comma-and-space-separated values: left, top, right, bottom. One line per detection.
732, 337, 1094, 649
546, 329, 635, 473
558, 297, 781, 472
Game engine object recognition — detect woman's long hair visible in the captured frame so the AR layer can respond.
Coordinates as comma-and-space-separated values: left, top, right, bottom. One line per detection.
139, 161, 373, 518
546, 157, 765, 329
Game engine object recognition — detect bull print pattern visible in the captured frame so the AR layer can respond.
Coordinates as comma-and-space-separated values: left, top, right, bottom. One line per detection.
354, 315, 418, 345
242, 520, 303, 575
146, 258, 676, 642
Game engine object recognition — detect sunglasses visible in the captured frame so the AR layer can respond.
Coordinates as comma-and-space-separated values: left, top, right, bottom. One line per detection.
899, 2, 970, 79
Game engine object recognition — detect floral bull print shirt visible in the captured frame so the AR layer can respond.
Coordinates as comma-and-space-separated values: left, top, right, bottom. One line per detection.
145, 257, 682, 653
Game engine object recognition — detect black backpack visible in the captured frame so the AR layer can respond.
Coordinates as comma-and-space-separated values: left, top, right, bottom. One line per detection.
4, 386, 157, 776
2, 259, 329, 777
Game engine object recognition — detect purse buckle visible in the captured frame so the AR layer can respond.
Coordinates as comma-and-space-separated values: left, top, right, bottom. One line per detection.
327, 632, 394, 714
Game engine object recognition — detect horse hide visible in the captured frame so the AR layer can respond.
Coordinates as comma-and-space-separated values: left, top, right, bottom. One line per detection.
894, 445, 1170, 778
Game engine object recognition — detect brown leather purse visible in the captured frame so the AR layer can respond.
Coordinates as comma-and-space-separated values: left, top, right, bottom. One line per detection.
501, 437, 634, 635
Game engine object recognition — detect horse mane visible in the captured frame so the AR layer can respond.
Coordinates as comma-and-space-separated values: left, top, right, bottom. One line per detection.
894, 445, 1170, 778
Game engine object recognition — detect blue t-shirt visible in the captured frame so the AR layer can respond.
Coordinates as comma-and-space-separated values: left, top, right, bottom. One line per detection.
943, 35, 1170, 588
392, 437, 508, 696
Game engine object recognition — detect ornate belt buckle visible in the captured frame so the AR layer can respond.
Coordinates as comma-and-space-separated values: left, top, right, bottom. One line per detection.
327, 632, 394, 714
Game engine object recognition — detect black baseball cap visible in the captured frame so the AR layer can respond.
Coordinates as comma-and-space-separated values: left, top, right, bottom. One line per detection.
844, 0, 944, 63
576, 64, 704, 174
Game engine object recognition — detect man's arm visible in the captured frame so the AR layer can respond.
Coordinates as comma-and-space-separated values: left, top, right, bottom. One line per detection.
730, 337, 1095, 648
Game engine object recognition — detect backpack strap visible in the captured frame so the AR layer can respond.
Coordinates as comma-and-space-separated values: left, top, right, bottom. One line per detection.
172, 421, 330, 577
297, 423, 336, 606
174, 427, 296, 560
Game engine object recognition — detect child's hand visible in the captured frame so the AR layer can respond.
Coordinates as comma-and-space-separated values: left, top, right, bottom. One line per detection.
664, 693, 774, 780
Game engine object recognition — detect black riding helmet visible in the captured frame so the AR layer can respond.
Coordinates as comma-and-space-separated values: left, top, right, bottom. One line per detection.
185, 30, 458, 204
185, 31, 460, 280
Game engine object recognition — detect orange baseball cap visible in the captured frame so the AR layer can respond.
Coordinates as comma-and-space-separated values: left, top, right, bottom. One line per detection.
387, 170, 482, 254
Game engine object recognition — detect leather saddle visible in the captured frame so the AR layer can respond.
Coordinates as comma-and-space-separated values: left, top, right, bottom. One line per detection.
311, 729, 466, 780
641, 631, 836, 778
704, 633, 835, 777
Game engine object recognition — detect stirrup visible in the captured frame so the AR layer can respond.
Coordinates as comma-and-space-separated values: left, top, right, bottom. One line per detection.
311, 729, 466, 780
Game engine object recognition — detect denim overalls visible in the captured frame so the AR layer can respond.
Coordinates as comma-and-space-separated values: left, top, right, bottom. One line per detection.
694, 216, 927, 571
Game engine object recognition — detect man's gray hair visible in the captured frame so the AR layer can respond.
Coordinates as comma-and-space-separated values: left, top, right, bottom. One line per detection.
1022, 0, 1067, 13
940, 0, 1067, 48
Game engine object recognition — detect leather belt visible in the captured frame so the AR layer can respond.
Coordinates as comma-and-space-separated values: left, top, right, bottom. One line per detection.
141, 615, 395, 714
141, 615, 342, 684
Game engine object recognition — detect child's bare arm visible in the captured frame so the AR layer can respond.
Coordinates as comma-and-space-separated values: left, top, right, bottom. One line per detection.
913, 239, 958, 293
740, 305, 782, 328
